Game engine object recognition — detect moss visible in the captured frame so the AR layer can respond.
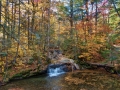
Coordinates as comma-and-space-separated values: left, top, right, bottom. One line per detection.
11, 73, 23, 79
23, 73, 30, 78
10, 67, 43, 80
11, 70, 31, 79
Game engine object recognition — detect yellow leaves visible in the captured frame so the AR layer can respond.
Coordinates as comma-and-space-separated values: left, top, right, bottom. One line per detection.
65, 73, 85, 85
16, 58, 23, 66
19, 50, 23, 57
0, 62, 2, 66
79, 53, 89, 58
78, 33, 106, 61
88, 43, 101, 51
82, 53, 90, 57
79, 52, 92, 60
9, 48, 17, 53
0, 61, 5, 73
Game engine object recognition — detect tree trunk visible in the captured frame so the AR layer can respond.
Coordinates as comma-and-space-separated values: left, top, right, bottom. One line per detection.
70, 0, 73, 35
0, 0, 1, 50
14, 0, 21, 63
46, 0, 51, 61
0, 1, 1, 28
6, 0, 11, 47
95, 0, 98, 31
28, 0, 30, 48
111, 0, 120, 17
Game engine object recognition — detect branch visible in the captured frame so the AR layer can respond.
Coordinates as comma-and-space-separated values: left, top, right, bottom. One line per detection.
111, 0, 120, 18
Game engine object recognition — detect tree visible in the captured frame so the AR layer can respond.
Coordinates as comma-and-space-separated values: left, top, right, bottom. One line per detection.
111, 0, 120, 17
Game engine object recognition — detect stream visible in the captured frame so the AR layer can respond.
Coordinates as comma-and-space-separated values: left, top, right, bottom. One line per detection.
0, 74, 68, 90
1, 67, 120, 90
0, 66, 68, 90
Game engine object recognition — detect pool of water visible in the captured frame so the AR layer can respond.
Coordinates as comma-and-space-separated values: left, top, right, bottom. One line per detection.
0, 74, 68, 90
1, 69, 120, 90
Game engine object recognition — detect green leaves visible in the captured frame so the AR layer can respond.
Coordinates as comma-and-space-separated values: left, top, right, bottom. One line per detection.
35, 33, 40, 40
0, 52, 7, 57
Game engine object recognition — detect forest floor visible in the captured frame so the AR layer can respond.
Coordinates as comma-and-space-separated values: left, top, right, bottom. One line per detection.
65, 68, 120, 89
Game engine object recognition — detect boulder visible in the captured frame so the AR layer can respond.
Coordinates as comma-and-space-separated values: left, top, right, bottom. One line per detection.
57, 57, 80, 70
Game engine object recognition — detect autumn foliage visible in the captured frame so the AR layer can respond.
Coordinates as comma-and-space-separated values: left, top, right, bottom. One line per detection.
75, 20, 112, 62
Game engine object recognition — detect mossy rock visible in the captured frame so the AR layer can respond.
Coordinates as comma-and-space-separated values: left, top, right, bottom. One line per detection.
10, 70, 31, 79
11, 73, 23, 79
10, 67, 42, 80
22, 73, 30, 78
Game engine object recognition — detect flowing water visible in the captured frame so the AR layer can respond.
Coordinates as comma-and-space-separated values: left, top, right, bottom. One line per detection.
48, 66, 65, 77
0, 66, 68, 90
1, 67, 120, 90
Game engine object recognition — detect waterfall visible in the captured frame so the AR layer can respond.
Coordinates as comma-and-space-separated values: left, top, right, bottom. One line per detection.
48, 65, 65, 77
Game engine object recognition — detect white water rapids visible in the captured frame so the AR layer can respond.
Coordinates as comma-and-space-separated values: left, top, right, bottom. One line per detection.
48, 66, 65, 77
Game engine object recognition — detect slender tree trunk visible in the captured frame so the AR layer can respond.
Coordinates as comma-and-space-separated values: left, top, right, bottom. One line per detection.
0, 1, 1, 45
42, 10, 46, 52
3, 0, 9, 83
108, 12, 109, 24
95, 0, 98, 31
13, 1, 16, 39
111, 0, 120, 17
11, 1, 14, 39
28, 0, 30, 48
14, 0, 21, 63
91, 1, 94, 22
31, 0, 37, 45
70, 0, 73, 36
31, 8, 35, 41
57, 21, 60, 45
47, 0, 51, 61
74, 22, 79, 60
85, 0, 89, 21
69, 0, 74, 55
3, 1, 9, 50
6, 0, 11, 47
0, 1, 1, 25
70, 0, 73, 28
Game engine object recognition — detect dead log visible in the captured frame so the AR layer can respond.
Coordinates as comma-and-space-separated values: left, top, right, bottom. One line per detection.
85, 63, 117, 74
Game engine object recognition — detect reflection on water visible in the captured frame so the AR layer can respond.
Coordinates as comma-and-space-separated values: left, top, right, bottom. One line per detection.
0, 74, 68, 90
1, 69, 120, 90
0, 65, 68, 90
0, 75, 47, 90
45, 74, 67, 90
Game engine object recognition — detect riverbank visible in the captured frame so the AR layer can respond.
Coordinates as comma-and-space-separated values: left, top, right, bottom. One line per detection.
1, 66, 120, 90
0, 63, 48, 86
65, 68, 120, 90
1, 58, 120, 89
